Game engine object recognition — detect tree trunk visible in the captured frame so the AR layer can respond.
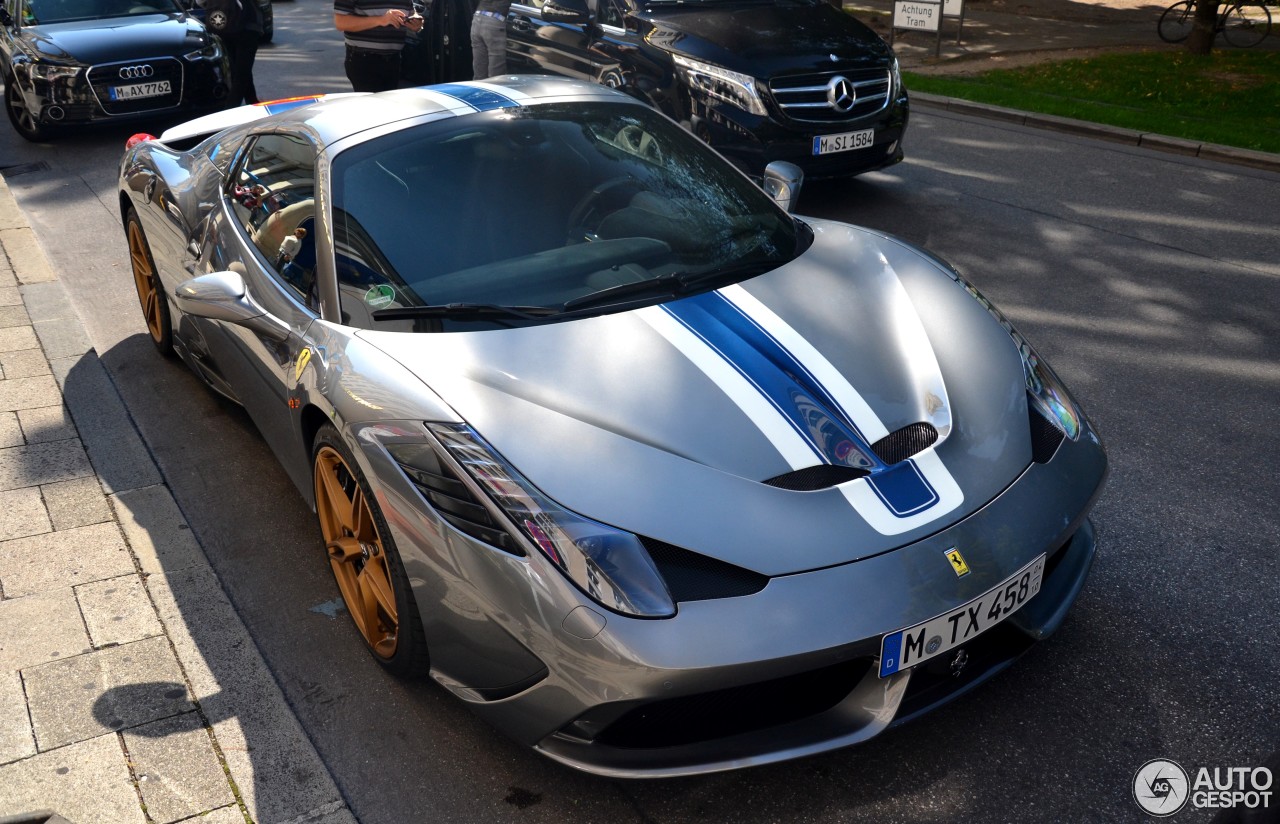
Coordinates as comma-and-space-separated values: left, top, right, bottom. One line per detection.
1185, 0, 1220, 53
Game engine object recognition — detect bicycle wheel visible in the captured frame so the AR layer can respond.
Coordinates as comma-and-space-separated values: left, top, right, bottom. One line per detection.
1158, 0, 1196, 42
1222, 2, 1270, 46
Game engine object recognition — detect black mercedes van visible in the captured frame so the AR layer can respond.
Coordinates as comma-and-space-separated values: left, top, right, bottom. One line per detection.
503, 0, 908, 179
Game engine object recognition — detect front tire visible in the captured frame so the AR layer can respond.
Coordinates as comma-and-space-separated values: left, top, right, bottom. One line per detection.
1222, 2, 1270, 46
125, 207, 174, 356
1157, 0, 1195, 42
312, 425, 430, 678
4, 73, 50, 142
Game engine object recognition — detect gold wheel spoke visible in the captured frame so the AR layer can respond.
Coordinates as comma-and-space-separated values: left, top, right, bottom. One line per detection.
363, 557, 398, 622
317, 460, 358, 534
327, 537, 362, 563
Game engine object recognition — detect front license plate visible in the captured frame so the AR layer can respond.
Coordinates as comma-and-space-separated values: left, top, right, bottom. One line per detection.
812, 128, 874, 155
878, 554, 1046, 677
109, 80, 171, 101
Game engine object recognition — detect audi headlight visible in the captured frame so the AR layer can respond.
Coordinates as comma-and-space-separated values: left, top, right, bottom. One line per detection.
673, 54, 767, 117
28, 64, 80, 81
418, 424, 675, 618
185, 38, 223, 60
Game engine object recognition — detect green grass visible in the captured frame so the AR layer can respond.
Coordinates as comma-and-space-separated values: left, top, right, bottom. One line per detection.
903, 50, 1280, 153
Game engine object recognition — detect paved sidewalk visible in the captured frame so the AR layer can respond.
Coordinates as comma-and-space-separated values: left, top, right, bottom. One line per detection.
0, 178, 353, 824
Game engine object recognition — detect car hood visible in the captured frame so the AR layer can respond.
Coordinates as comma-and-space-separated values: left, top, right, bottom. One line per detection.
642, 1, 893, 77
359, 220, 1034, 576
22, 14, 205, 64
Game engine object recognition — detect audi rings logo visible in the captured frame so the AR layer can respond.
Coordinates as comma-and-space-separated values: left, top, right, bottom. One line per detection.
118, 64, 154, 80
825, 75, 857, 113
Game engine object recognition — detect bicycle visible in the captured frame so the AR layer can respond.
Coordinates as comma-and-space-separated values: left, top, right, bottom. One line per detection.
1158, 0, 1272, 47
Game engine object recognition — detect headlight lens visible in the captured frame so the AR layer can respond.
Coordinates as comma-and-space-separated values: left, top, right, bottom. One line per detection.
185, 38, 223, 60
673, 54, 767, 117
1019, 341, 1081, 440
29, 64, 80, 81
427, 424, 676, 618
890, 56, 902, 98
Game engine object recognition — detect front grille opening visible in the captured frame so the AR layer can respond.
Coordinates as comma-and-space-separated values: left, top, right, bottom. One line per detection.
1028, 401, 1066, 464
592, 658, 871, 749
769, 69, 892, 123
388, 443, 521, 554
764, 464, 869, 491
640, 538, 768, 603
871, 422, 939, 465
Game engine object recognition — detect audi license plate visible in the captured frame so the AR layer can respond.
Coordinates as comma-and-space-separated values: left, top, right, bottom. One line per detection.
812, 128, 874, 155
110, 80, 171, 101
878, 554, 1046, 677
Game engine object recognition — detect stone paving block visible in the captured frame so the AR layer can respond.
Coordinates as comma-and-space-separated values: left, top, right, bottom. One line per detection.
0, 668, 35, 764
0, 438, 94, 492
0, 485, 51, 542
146, 567, 344, 824
0, 521, 133, 598
32, 317, 92, 361
0, 733, 145, 824
111, 485, 207, 575
24, 635, 193, 751
17, 281, 73, 324
196, 807, 249, 824
123, 711, 236, 824
41, 476, 112, 530
0, 410, 19, 448
0, 228, 56, 285
0, 589, 92, 672
0, 325, 38, 354
0, 304, 29, 329
0, 285, 18, 307
51, 353, 161, 495
76, 574, 163, 648
0, 374, 61, 413
17, 404, 77, 445
0, 183, 23, 232
0, 346, 51, 379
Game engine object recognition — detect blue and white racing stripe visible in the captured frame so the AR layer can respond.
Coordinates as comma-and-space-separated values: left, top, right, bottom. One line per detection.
423, 82, 529, 112
638, 283, 963, 536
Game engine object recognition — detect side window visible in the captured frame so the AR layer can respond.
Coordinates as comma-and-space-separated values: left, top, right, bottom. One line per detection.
228, 133, 318, 305
597, 0, 623, 28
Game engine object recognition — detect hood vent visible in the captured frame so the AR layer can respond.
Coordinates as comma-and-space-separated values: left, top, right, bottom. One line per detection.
870, 422, 939, 466
1028, 401, 1065, 464
639, 537, 768, 603
764, 422, 940, 491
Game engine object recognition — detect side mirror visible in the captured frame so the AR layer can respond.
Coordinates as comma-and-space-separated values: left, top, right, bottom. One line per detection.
175, 271, 290, 342
762, 161, 803, 213
541, 0, 590, 24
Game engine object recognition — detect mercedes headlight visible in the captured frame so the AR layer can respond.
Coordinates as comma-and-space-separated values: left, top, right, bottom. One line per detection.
673, 54, 767, 117
890, 56, 902, 98
422, 424, 675, 618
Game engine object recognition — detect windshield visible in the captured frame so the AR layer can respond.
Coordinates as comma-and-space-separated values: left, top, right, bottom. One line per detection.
329, 102, 802, 331
20, 0, 181, 24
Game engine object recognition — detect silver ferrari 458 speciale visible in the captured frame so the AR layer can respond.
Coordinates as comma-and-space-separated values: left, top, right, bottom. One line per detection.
118, 77, 1107, 777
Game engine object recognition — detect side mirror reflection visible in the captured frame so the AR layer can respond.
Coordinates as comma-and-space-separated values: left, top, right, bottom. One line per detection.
762, 161, 804, 213
175, 271, 290, 342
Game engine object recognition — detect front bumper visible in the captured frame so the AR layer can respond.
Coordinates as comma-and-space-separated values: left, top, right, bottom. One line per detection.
361, 410, 1107, 778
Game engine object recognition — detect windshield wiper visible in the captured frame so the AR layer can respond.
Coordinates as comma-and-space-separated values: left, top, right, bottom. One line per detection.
560, 272, 691, 312
371, 303, 559, 321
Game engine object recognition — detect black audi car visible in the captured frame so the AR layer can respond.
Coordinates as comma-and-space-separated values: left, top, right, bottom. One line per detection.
1, 0, 231, 141
503, 0, 908, 179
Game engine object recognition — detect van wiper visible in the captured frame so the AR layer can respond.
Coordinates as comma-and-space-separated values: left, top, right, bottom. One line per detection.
371, 303, 559, 321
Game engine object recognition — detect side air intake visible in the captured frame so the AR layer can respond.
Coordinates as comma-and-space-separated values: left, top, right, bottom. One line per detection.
639, 537, 768, 603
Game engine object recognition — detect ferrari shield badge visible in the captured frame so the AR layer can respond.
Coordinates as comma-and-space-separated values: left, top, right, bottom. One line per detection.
944, 547, 970, 577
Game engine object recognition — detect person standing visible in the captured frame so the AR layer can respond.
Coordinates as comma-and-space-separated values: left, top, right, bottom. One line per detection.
335, 0, 425, 92
201, 0, 262, 105
470, 0, 510, 80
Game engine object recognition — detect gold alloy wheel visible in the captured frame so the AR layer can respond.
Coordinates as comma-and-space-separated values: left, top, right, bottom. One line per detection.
314, 445, 399, 658
127, 220, 165, 343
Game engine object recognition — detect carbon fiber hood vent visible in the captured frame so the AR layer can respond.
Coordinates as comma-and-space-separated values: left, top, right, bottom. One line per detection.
763, 423, 939, 491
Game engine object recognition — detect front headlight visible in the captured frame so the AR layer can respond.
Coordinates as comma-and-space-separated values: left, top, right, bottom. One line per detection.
28, 64, 81, 82
185, 38, 223, 60
673, 54, 768, 117
420, 424, 676, 618
890, 56, 902, 99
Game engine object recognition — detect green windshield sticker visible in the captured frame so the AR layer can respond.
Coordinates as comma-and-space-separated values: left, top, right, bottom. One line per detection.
364, 284, 395, 308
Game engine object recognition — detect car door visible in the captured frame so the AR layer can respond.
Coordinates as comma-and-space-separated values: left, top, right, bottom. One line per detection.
506, 0, 598, 80
187, 130, 321, 494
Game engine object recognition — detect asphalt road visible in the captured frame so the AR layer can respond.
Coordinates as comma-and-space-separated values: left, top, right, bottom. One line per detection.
3, 3, 1279, 820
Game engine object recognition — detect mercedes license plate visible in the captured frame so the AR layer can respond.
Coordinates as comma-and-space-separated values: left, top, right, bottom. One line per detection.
812, 129, 874, 155
110, 80, 171, 101
878, 554, 1046, 677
